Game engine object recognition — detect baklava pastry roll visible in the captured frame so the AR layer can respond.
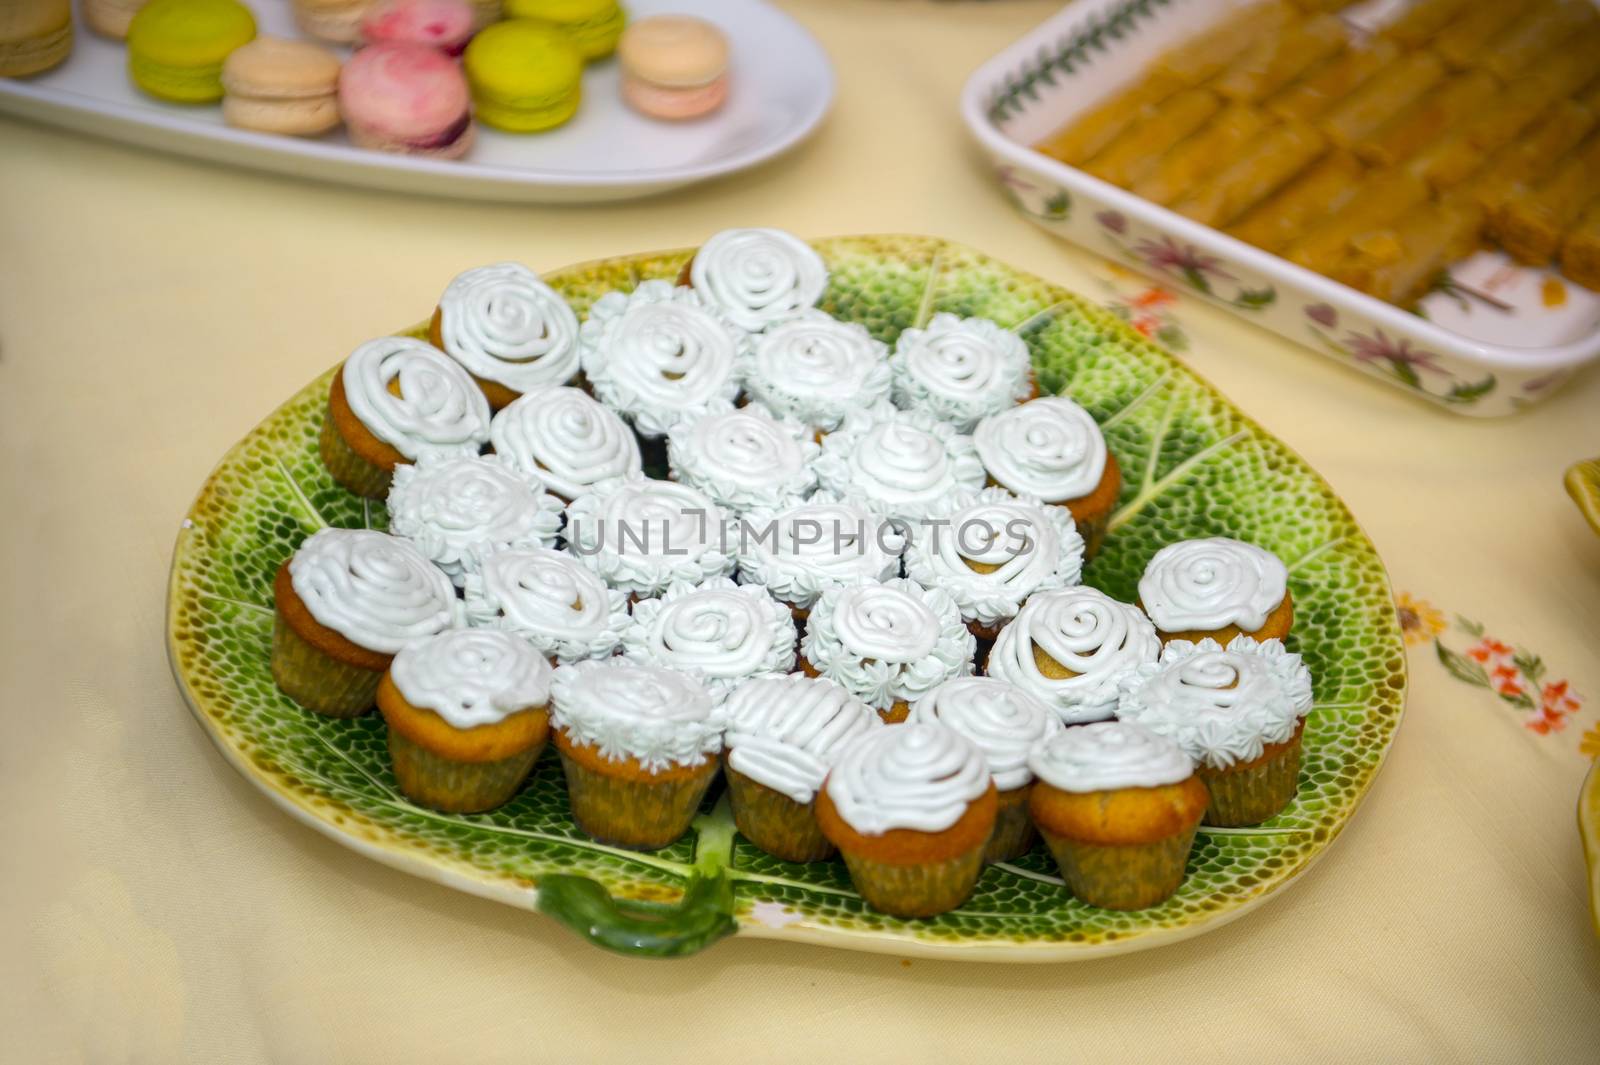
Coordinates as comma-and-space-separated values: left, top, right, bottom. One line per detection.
1270, 38, 1399, 124
1171, 119, 1327, 228
1455, 101, 1598, 213
1492, 134, 1600, 265
1152, 1, 1294, 85
1284, 168, 1431, 273
1559, 200, 1600, 292
1357, 72, 1497, 169
1083, 88, 1222, 187
1483, 0, 1599, 83
1320, 50, 1444, 150
1433, 3, 1528, 71
1226, 150, 1363, 253
1329, 197, 1487, 304
1131, 103, 1269, 206
1382, 0, 1474, 47
1036, 73, 1184, 167
1214, 13, 1346, 102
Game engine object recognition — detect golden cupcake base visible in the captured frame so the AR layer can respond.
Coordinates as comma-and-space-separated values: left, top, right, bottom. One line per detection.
556, 750, 718, 850
838, 847, 987, 919
984, 784, 1038, 863
270, 609, 382, 717
725, 763, 834, 863
1200, 734, 1303, 826
388, 728, 542, 813
1040, 825, 1199, 910
318, 410, 393, 499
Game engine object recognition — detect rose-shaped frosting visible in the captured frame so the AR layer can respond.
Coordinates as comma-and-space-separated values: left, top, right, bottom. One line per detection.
906, 676, 1062, 791
1117, 636, 1315, 770
488, 385, 643, 501
578, 280, 746, 438
973, 396, 1108, 503
801, 578, 974, 711
549, 658, 723, 771
904, 487, 1086, 628
688, 227, 828, 333
386, 454, 562, 585
741, 310, 892, 431
463, 546, 630, 664
287, 528, 457, 654
564, 477, 735, 596
734, 492, 906, 610
340, 336, 491, 460
435, 262, 581, 394
666, 404, 819, 514
389, 628, 553, 729
823, 722, 990, 834
985, 586, 1161, 724
1027, 721, 1195, 792
889, 313, 1033, 431
621, 578, 797, 701
1137, 538, 1290, 633
813, 402, 986, 524
723, 674, 882, 804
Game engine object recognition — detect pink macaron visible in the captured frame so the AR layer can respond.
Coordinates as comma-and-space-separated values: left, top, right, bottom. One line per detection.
360, 0, 475, 56
339, 43, 475, 159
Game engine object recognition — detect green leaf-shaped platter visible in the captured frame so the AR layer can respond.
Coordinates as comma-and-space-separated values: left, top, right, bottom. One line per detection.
166, 236, 1406, 961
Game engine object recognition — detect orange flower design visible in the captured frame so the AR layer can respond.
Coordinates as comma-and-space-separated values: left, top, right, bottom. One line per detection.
1395, 592, 1447, 646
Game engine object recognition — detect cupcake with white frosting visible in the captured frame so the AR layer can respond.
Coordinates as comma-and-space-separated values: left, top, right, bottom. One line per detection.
578, 280, 746, 439
666, 404, 819, 515
550, 658, 725, 849
907, 676, 1062, 862
321, 336, 493, 498
1137, 537, 1293, 644
741, 310, 892, 434
464, 546, 630, 665
564, 477, 736, 598
272, 528, 458, 716
799, 577, 975, 722
813, 402, 986, 525
904, 487, 1086, 640
734, 491, 906, 619
1118, 635, 1314, 826
429, 262, 582, 410
1027, 721, 1208, 910
488, 385, 643, 503
985, 586, 1161, 725
814, 722, 998, 918
621, 578, 798, 701
386, 453, 563, 587
376, 628, 553, 813
722, 674, 882, 862
973, 397, 1121, 558
889, 313, 1035, 432
681, 227, 829, 333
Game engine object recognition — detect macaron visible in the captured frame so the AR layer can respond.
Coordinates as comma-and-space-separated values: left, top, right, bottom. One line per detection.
360, 0, 475, 55
293, 0, 372, 44
503, 0, 624, 60
0, 0, 72, 77
339, 43, 475, 158
127, 0, 257, 104
617, 15, 728, 122
83, 0, 151, 40
462, 19, 582, 133
222, 36, 342, 136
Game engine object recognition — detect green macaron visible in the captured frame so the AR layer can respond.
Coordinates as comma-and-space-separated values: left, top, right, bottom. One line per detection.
128, 0, 257, 104
463, 19, 583, 133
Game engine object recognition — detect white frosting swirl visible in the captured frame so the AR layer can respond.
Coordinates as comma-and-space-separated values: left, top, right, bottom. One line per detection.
823, 722, 990, 834
436, 262, 581, 394
741, 310, 892, 431
622, 578, 797, 701
904, 487, 1086, 628
801, 578, 975, 711
463, 547, 630, 664
340, 336, 491, 460
688, 228, 829, 333
564, 477, 735, 596
813, 402, 986, 524
550, 658, 723, 772
1027, 721, 1195, 793
385, 454, 562, 586
985, 586, 1161, 724
389, 628, 553, 730
488, 385, 643, 501
906, 676, 1062, 791
1117, 636, 1314, 770
734, 492, 906, 610
973, 396, 1108, 503
723, 674, 882, 804
1138, 538, 1290, 633
287, 528, 458, 654
578, 280, 746, 438
666, 404, 819, 515
889, 313, 1033, 431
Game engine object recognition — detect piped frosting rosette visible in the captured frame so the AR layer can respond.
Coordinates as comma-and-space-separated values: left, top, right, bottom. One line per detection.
801, 577, 975, 712
622, 578, 798, 701
1137, 537, 1289, 634
1027, 720, 1195, 793
688, 227, 829, 333
904, 487, 1086, 629
435, 262, 581, 394
1116, 636, 1315, 770
985, 586, 1161, 724
463, 546, 630, 664
734, 491, 906, 611
823, 722, 990, 834
741, 310, 892, 432
341, 336, 492, 460
564, 477, 735, 597
386, 453, 563, 586
488, 385, 642, 501
578, 280, 746, 439
288, 528, 458, 654
889, 313, 1033, 431
390, 628, 553, 730
723, 675, 882, 804
813, 402, 986, 525
906, 676, 1062, 792
973, 396, 1108, 503
666, 403, 820, 515
550, 658, 724, 772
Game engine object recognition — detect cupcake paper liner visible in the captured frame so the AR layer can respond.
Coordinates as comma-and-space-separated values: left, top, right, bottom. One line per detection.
1199, 735, 1302, 827
271, 609, 383, 717
556, 750, 718, 850
838, 846, 987, 919
725, 763, 835, 863
1041, 825, 1199, 910
984, 785, 1038, 863
387, 728, 542, 814
318, 410, 393, 499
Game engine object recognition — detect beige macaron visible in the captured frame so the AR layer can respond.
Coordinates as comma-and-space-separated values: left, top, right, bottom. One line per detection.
221, 36, 343, 136
83, 0, 152, 39
617, 15, 730, 121
293, 0, 373, 44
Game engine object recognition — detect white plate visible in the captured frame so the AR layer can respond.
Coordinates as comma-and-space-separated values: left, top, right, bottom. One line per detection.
0, 0, 833, 203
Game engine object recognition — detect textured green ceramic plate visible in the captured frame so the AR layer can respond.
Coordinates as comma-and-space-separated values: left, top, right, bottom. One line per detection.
166, 235, 1407, 961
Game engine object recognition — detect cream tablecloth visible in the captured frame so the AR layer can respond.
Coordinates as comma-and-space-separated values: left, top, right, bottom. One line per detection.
3, 2, 1599, 1061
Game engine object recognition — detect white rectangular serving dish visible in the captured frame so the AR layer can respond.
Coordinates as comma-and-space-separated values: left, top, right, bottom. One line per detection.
960, 0, 1600, 416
